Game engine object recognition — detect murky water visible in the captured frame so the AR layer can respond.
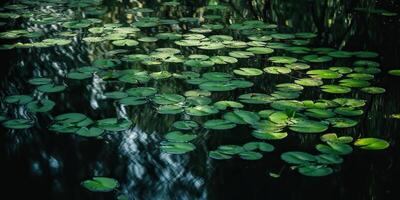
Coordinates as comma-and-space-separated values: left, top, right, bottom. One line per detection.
1, 0, 400, 199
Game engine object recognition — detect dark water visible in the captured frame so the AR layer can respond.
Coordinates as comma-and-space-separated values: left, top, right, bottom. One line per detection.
1, 0, 400, 200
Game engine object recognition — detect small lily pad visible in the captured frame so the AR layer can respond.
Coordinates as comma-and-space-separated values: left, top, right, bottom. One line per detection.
164, 131, 197, 142
354, 138, 390, 150
81, 177, 119, 192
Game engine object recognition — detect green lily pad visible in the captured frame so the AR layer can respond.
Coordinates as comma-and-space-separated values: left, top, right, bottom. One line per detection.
214, 101, 244, 110
164, 131, 197, 142
81, 177, 119, 192
303, 55, 333, 63
354, 138, 390, 150
295, 78, 324, 87
251, 129, 288, 140
316, 142, 353, 155
281, 151, 316, 164
224, 109, 260, 125
307, 70, 342, 79
185, 105, 219, 116
76, 127, 104, 137
160, 142, 196, 154
157, 105, 184, 114
239, 151, 263, 160
360, 87, 386, 94
126, 87, 157, 97
204, 119, 236, 130
3, 119, 33, 129
209, 150, 233, 160
233, 68, 263, 76
388, 69, 400, 76
298, 165, 333, 177
104, 91, 128, 99
246, 47, 274, 54
325, 117, 358, 128
26, 99, 55, 113
263, 66, 292, 74
289, 118, 329, 133
320, 133, 353, 143
96, 118, 132, 132
37, 84, 66, 93
5, 95, 33, 105
28, 78, 52, 85
268, 56, 297, 64
243, 142, 275, 152
119, 97, 147, 106
172, 121, 198, 130
321, 85, 351, 94
152, 94, 185, 105
112, 39, 139, 46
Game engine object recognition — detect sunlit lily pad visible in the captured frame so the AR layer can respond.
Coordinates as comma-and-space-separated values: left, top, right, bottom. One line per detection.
316, 142, 353, 155
321, 85, 351, 94
354, 138, 390, 150
185, 105, 219, 116
289, 118, 329, 133
233, 68, 263, 76
320, 133, 353, 143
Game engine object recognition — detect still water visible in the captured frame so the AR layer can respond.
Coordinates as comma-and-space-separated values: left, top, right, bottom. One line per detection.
1, 0, 400, 199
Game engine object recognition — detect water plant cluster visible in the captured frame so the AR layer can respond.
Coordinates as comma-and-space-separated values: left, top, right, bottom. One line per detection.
1, 0, 398, 196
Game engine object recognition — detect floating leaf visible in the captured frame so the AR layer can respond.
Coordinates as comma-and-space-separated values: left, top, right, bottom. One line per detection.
81, 177, 119, 192
281, 151, 315, 164
298, 165, 333, 177
354, 138, 390, 150
239, 151, 263, 160
243, 142, 275, 152
27, 100, 55, 113
96, 118, 132, 132
5, 95, 33, 105
360, 87, 385, 94
289, 118, 328, 133
160, 142, 196, 154
3, 119, 33, 129
233, 68, 263, 76
164, 131, 197, 142
172, 121, 198, 130
204, 119, 236, 130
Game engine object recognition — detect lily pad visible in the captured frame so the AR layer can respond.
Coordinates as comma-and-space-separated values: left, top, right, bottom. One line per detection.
164, 131, 197, 142
81, 177, 119, 192
204, 119, 236, 130
354, 138, 390, 150
3, 119, 33, 129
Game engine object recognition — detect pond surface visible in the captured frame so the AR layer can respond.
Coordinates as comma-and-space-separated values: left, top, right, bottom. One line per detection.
1, 0, 400, 199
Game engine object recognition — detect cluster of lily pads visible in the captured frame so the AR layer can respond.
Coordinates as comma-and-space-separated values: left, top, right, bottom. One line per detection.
1, 0, 398, 196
